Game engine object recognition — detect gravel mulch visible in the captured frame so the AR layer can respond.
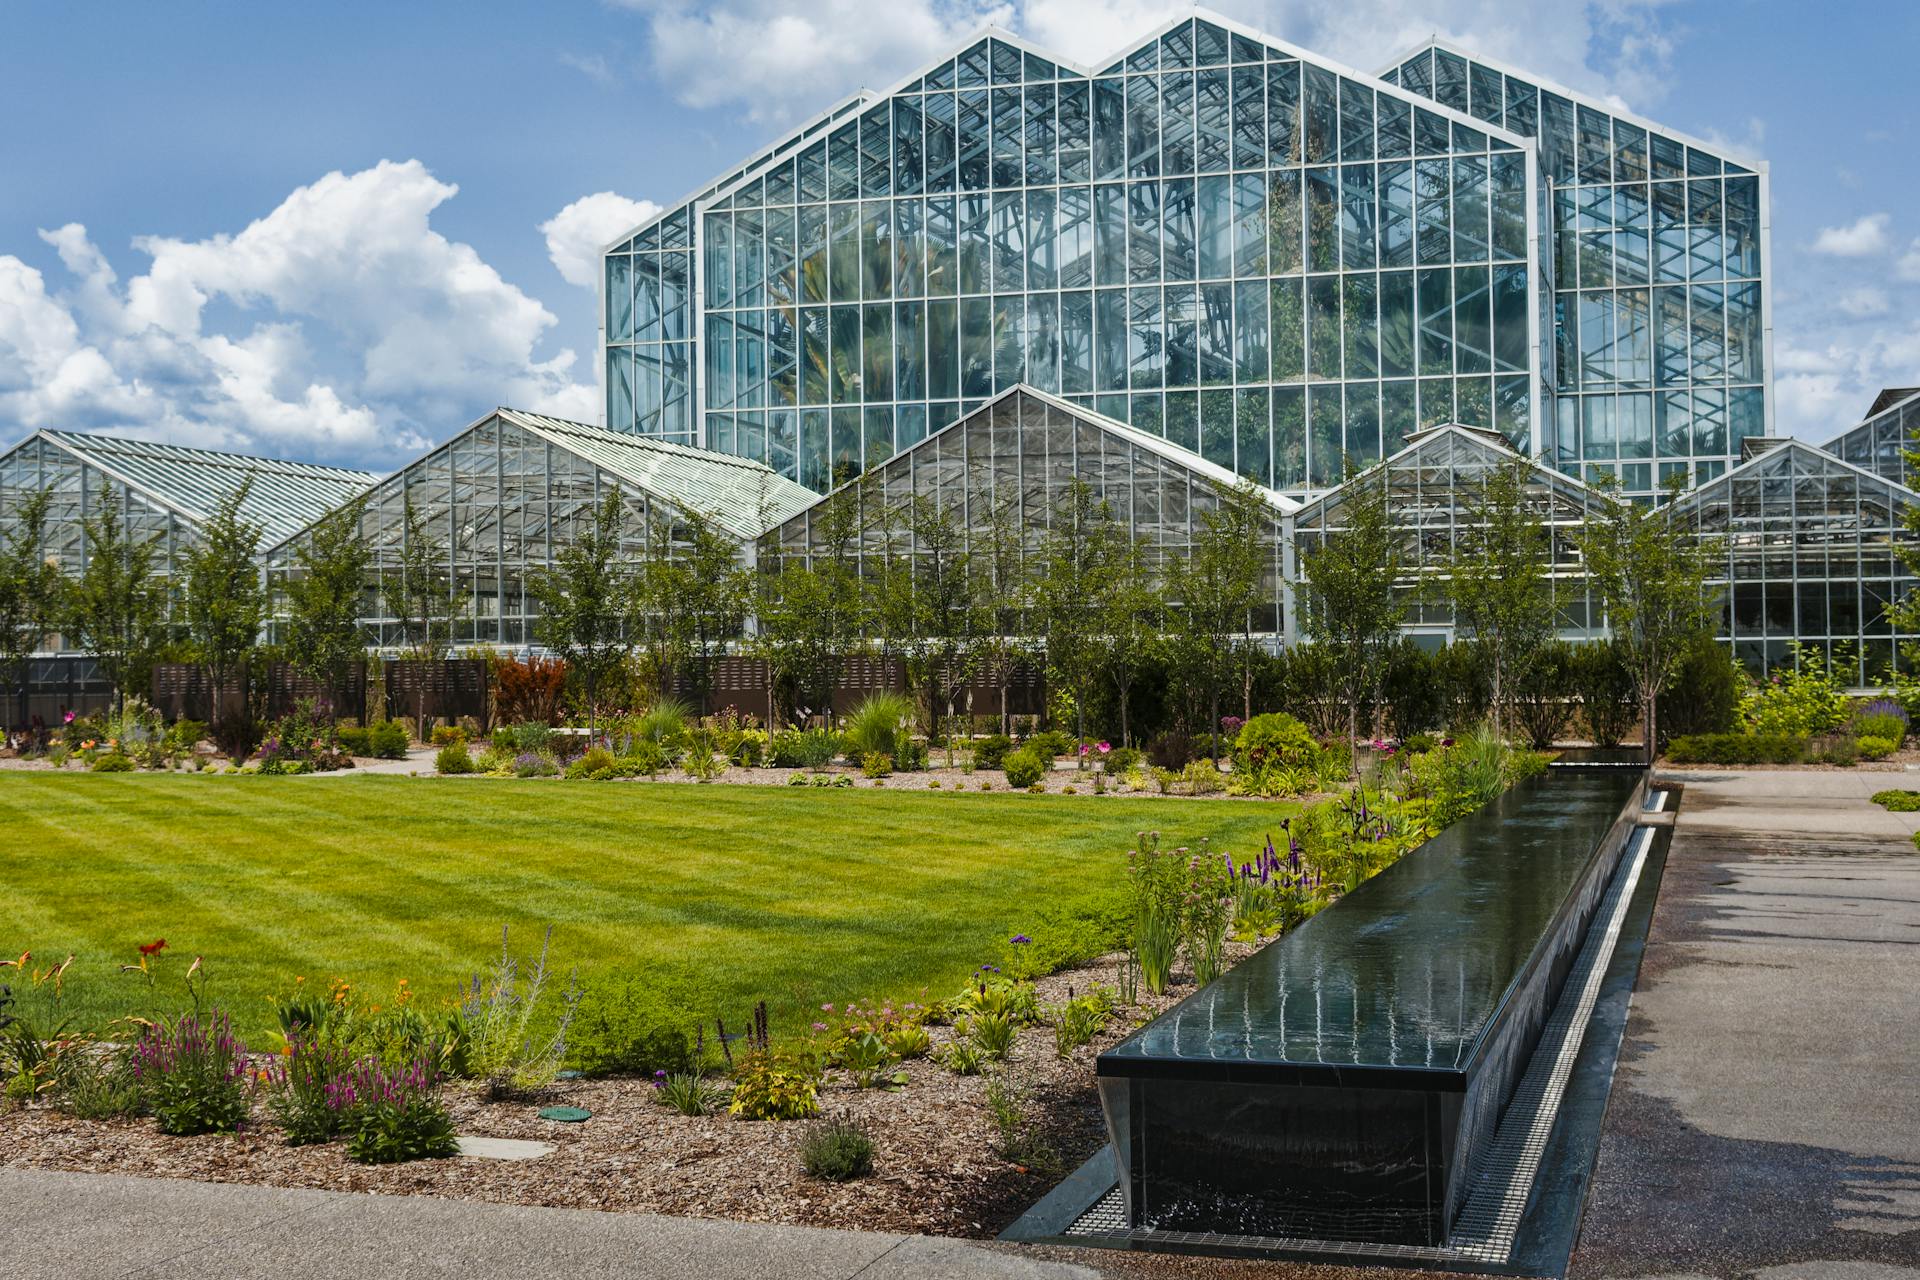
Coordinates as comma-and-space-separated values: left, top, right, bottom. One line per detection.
0, 946, 1262, 1239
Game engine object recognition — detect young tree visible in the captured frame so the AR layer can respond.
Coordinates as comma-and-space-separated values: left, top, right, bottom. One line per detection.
750, 489, 866, 726
531, 487, 636, 733
1097, 529, 1162, 749
0, 488, 60, 727
973, 493, 1032, 734
181, 480, 265, 739
1299, 464, 1405, 770
68, 501, 167, 713
385, 494, 466, 663
1030, 480, 1119, 758
1174, 479, 1270, 758
1444, 454, 1556, 740
1577, 473, 1717, 763
870, 494, 981, 760
635, 508, 749, 708
284, 496, 372, 723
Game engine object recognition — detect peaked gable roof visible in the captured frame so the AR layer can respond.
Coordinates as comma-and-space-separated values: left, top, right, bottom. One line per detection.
1665, 436, 1920, 521
21, 430, 376, 543
1290, 422, 1593, 526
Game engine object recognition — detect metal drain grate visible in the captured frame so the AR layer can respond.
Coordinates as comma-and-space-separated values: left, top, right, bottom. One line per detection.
1063, 819, 1660, 1267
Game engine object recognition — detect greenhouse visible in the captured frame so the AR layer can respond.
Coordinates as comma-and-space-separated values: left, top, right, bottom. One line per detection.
1822, 388, 1920, 489
762, 385, 1294, 634
1285, 422, 1605, 643
1666, 438, 1920, 686
262, 409, 817, 649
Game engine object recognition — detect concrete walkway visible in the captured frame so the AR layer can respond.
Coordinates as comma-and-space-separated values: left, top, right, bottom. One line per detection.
0, 1167, 1101, 1280
1573, 768, 1920, 1279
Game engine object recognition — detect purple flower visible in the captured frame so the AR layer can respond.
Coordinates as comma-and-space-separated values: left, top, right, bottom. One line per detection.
1010, 934, 1031, 945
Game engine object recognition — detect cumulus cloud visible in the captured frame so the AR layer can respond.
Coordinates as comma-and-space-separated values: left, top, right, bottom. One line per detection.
0, 160, 599, 464
1835, 287, 1891, 319
613, 0, 1689, 124
1811, 213, 1893, 258
541, 192, 663, 288
1899, 239, 1920, 284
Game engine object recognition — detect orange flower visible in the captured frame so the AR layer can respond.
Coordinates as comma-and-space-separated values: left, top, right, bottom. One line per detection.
0, 951, 27, 970
138, 938, 167, 956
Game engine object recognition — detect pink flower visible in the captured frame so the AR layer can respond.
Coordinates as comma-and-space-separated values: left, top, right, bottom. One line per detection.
820, 1003, 834, 1012
1097, 742, 1111, 753
811, 1021, 828, 1031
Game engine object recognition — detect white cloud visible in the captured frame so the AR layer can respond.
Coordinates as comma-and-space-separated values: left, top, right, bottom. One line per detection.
614, 0, 1688, 124
1898, 239, 1920, 284
0, 160, 600, 463
1836, 287, 1891, 319
541, 192, 662, 288
559, 51, 617, 86
1811, 213, 1893, 258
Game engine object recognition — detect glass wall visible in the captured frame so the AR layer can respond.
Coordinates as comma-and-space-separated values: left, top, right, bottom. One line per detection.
1668, 442, 1918, 686
1384, 45, 1766, 496
1287, 425, 1602, 640
1823, 390, 1920, 488
763, 388, 1292, 634
265, 412, 809, 650
610, 18, 1541, 496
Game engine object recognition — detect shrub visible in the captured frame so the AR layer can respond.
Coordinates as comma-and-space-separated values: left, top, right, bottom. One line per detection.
435, 742, 475, 775
883, 1023, 931, 1059
90, 752, 134, 773
1810, 735, 1859, 767
505, 721, 553, 754
860, 751, 893, 779
729, 730, 767, 768
1857, 735, 1897, 761
971, 734, 1015, 770
1182, 759, 1223, 795
458, 925, 580, 1098
1665, 733, 1808, 765
494, 655, 568, 726
429, 725, 466, 747
637, 698, 692, 750
799, 1114, 875, 1181
1002, 749, 1046, 790
344, 1062, 457, 1164
264, 1035, 354, 1144
1105, 746, 1143, 777
567, 981, 694, 1077
337, 725, 371, 755
682, 748, 725, 781
1872, 789, 1920, 812
1145, 729, 1195, 770
512, 751, 558, 778
1661, 634, 1744, 741
369, 720, 410, 758
1025, 729, 1074, 759
1510, 641, 1576, 750
844, 693, 915, 761
133, 1011, 250, 1136
1436, 640, 1493, 733
771, 727, 840, 768
1742, 642, 1853, 738
565, 746, 617, 780
1573, 639, 1637, 747
655, 1071, 727, 1116
728, 1050, 821, 1120
1230, 713, 1318, 794
940, 1040, 985, 1075
1381, 639, 1445, 741
1854, 711, 1908, 749
58, 1046, 144, 1120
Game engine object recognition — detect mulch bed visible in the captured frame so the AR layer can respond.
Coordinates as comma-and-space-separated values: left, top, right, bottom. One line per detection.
0, 946, 1261, 1238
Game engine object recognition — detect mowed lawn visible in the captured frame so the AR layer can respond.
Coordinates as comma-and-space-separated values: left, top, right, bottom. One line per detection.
0, 774, 1293, 1038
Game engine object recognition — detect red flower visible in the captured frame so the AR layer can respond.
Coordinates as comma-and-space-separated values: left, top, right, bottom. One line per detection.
138, 938, 167, 956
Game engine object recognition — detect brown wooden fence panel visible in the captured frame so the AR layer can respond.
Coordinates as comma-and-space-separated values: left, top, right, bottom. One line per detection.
266, 661, 366, 723
149, 664, 245, 724
386, 659, 490, 731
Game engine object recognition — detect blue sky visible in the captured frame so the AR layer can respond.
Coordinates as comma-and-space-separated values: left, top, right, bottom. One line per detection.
2, 0, 1915, 470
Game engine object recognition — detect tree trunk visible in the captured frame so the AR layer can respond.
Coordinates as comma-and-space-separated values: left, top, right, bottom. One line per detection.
1348, 697, 1359, 778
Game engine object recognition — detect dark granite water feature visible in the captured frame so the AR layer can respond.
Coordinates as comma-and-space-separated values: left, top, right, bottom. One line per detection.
1095, 761, 1646, 1247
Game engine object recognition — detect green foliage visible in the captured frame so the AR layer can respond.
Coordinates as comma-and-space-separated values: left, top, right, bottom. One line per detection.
1050, 989, 1113, 1057
968, 1010, 1016, 1059
836, 1030, 899, 1087
565, 746, 616, 779
90, 752, 134, 773
264, 1035, 353, 1145
181, 479, 264, 744
458, 926, 580, 1098
1857, 735, 1896, 760
370, 720, 410, 758
632, 509, 750, 709
1510, 641, 1577, 750
1002, 748, 1046, 790
1659, 634, 1745, 740
1872, 789, 1920, 812
1229, 713, 1319, 796
1380, 639, 1445, 741
771, 727, 840, 768
859, 751, 893, 778
1445, 454, 1557, 740
728, 1050, 821, 1120
1664, 733, 1808, 765
1435, 640, 1493, 734
1127, 833, 1188, 995
1740, 642, 1853, 737
971, 734, 1015, 769
0, 487, 61, 715
1025, 729, 1074, 759
636, 698, 692, 750
798, 1114, 875, 1181
655, 1071, 727, 1116
68, 500, 167, 710
134, 1011, 250, 1136
566, 981, 694, 1077
883, 1023, 931, 1059
940, 1039, 986, 1075
58, 1046, 143, 1120
346, 1093, 458, 1164
1855, 712, 1907, 747
434, 741, 474, 775
382, 495, 466, 667
983, 1073, 1059, 1174
532, 488, 637, 729
1573, 639, 1638, 747
1168, 480, 1271, 758
1300, 465, 1405, 754
284, 496, 372, 714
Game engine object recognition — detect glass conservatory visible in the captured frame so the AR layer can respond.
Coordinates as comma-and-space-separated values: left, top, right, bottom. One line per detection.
1285, 423, 1604, 643
763, 386, 1295, 634
1666, 439, 1920, 686
0, 429, 376, 632
263, 410, 816, 650
1822, 389, 1920, 489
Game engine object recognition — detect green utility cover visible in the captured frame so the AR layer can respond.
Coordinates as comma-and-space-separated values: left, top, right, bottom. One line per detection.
538, 1106, 591, 1123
